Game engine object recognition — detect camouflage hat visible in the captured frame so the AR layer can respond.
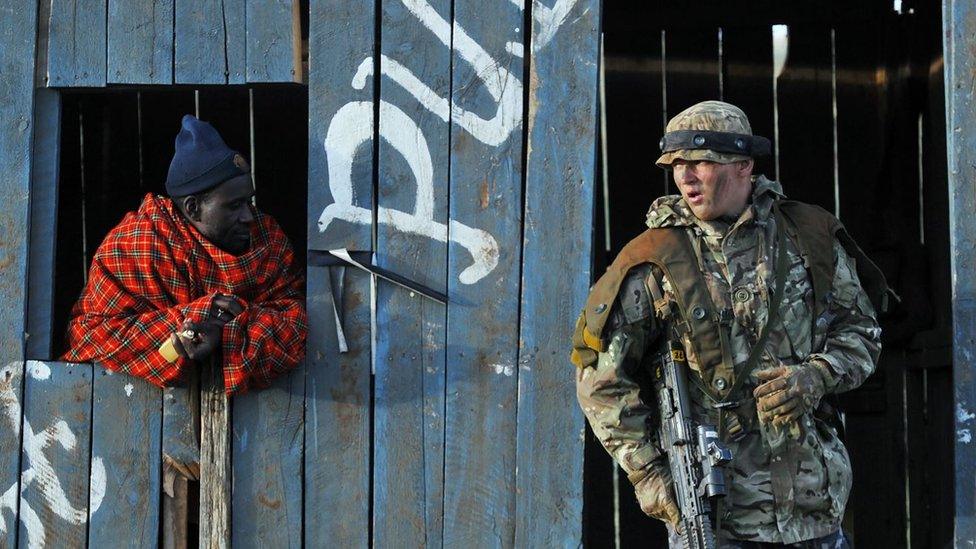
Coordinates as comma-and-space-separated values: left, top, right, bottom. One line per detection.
655, 101, 770, 168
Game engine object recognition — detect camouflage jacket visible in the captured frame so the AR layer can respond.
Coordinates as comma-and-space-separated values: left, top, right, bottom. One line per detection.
576, 176, 882, 543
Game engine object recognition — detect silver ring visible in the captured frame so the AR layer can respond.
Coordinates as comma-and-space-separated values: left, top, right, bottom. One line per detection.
216, 309, 226, 319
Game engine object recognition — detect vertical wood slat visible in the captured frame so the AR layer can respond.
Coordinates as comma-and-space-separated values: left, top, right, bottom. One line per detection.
26, 89, 61, 361
304, 267, 372, 546
107, 0, 174, 84
47, 0, 106, 86
161, 380, 199, 549
231, 365, 305, 548
0, 361, 25, 548
175, 0, 245, 84
371, 0, 449, 545
245, 0, 303, 83
307, 0, 376, 252
200, 363, 230, 549
17, 362, 94, 548
775, 25, 834, 210
87, 365, 162, 547
442, 0, 525, 544
944, 0, 976, 543
514, 0, 599, 546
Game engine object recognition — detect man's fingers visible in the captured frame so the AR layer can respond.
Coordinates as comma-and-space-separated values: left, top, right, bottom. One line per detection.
765, 399, 800, 419
665, 500, 681, 527
754, 377, 788, 398
758, 389, 793, 411
756, 367, 788, 381
171, 334, 189, 358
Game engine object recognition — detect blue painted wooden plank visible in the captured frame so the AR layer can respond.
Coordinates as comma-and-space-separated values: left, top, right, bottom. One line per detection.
307, 0, 376, 252
88, 365, 162, 547
231, 363, 304, 548
0, 0, 37, 368
442, 0, 525, 544
26, 89, 61, 361
17, 362, 94, 548
515, 0, 599, 545
162, 383, 199, 484
371, 0, 451, 545
107, 0, 174, 84
47, 0, 106, 87
245, 0, 302, 83
226, 0, 247, 84
945, 0, 976, 542
174, 0, 227, 84
0, 362, 25, 548
304, 267, 371, 546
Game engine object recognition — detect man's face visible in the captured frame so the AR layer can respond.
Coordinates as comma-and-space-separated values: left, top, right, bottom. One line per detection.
671, 159, 751, 221
188, 175, 256, 254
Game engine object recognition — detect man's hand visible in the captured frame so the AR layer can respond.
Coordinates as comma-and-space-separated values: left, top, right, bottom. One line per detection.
753, 364, 828, 428
170, 319, 224, 362
633, 462, 681, 527
211, 294, 243, 325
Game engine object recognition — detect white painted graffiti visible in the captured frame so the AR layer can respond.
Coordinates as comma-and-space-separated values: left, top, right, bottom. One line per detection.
0, 362, 105, 548
318, 0, 579, 284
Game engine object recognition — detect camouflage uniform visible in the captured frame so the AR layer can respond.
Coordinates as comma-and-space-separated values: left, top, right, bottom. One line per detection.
576, 102, 881, 544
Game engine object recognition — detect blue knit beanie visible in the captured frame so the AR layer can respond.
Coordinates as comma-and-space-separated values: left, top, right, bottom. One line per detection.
165, 115, 250, 197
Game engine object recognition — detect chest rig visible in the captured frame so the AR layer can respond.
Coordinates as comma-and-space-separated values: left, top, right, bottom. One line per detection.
571, 200, 892, 405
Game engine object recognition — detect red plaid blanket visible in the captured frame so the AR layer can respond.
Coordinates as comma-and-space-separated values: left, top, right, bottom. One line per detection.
63, 193, 306, 394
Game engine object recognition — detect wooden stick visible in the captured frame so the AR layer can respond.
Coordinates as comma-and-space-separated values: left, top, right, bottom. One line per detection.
200, 356, 231, 548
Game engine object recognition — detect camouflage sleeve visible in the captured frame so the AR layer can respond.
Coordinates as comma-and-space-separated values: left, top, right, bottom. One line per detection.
576, 268, 664, 477
807, 239, 882, 394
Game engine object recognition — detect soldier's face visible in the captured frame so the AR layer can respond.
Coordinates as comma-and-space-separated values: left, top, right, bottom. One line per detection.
672, 159, 753, 220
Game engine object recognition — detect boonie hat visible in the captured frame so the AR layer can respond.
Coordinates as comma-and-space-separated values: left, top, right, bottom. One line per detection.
655, 100, 771, 168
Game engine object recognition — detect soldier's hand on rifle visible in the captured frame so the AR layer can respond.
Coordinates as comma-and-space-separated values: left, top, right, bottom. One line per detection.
170, 319, 223, 362
753, 363, 829, 427
632, 461, 681, 528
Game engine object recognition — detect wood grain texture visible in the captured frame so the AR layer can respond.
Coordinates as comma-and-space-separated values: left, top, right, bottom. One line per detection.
0, 362, 25, 548
162, 475, 189, 549
200, 361, 230, 549
175, 0, 228, 84
245, 0, 302, 82
442, 0, 525, 544
307, 0, 376, 251
225, 0, 247, 84
944, 0, 976, 542
26, 89, 61, 360
0, 0, 37, 369
231, 364, 304, 548
775, 25, 834, 210
17, 361, 93, 548
88, 365, 162, 547
107, 0, 174, 84
304, 266, 371, 546
371, 0, 450, 545
47, 0, 106, 86
514, 0, 599, 545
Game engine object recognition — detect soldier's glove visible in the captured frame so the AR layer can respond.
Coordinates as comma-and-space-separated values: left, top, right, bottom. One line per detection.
753, 363, 830, 428
631, 460, 681, 528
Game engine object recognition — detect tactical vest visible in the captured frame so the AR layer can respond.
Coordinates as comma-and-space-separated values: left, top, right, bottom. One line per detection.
571, 200, 892, 391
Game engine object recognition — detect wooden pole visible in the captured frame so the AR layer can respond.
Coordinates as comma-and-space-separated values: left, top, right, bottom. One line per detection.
200, 356, 231, 548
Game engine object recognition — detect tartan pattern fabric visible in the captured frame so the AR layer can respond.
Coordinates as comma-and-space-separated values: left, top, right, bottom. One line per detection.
62, 193, 307, 394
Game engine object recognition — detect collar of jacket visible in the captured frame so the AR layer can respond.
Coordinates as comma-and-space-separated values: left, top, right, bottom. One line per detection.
644, 175, 786, 231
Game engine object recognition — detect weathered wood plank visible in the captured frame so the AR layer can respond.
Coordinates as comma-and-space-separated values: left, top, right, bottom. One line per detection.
944, 0, 976, 542
307, 0, 376, 251
200, 360, 230, 549
442, 0, 525, 544
231, 363, 304, 548
514, 0, 598, 545
174, 0, 228, 84
17, 361, 94, 548
246, 0, 302, 83
107, 0, 174, 84
88, 365, 162, 547
26, 89, 61, 360
0, 362, 25, 548
226, 0, 247, 84
371, 0, 450, 545
47, 0, 106, 86
0, 0, 37, 368
304, 266, 371, 546
776, 24, 834, 209
161, 377, 199, 549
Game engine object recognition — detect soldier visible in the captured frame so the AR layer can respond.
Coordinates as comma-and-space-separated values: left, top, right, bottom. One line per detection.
572, 101, 888, 547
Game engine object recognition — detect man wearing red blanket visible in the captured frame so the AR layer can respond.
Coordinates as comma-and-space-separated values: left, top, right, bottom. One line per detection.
63, 115, 307, 394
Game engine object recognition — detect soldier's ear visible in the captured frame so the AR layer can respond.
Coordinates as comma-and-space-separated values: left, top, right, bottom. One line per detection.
737, 159, 754, 177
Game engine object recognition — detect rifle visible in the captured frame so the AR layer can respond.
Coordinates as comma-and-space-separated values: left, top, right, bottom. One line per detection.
653, 336, 733, 548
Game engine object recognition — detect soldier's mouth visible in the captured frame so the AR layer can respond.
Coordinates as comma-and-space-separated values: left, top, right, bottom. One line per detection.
686, 190, 704, 204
